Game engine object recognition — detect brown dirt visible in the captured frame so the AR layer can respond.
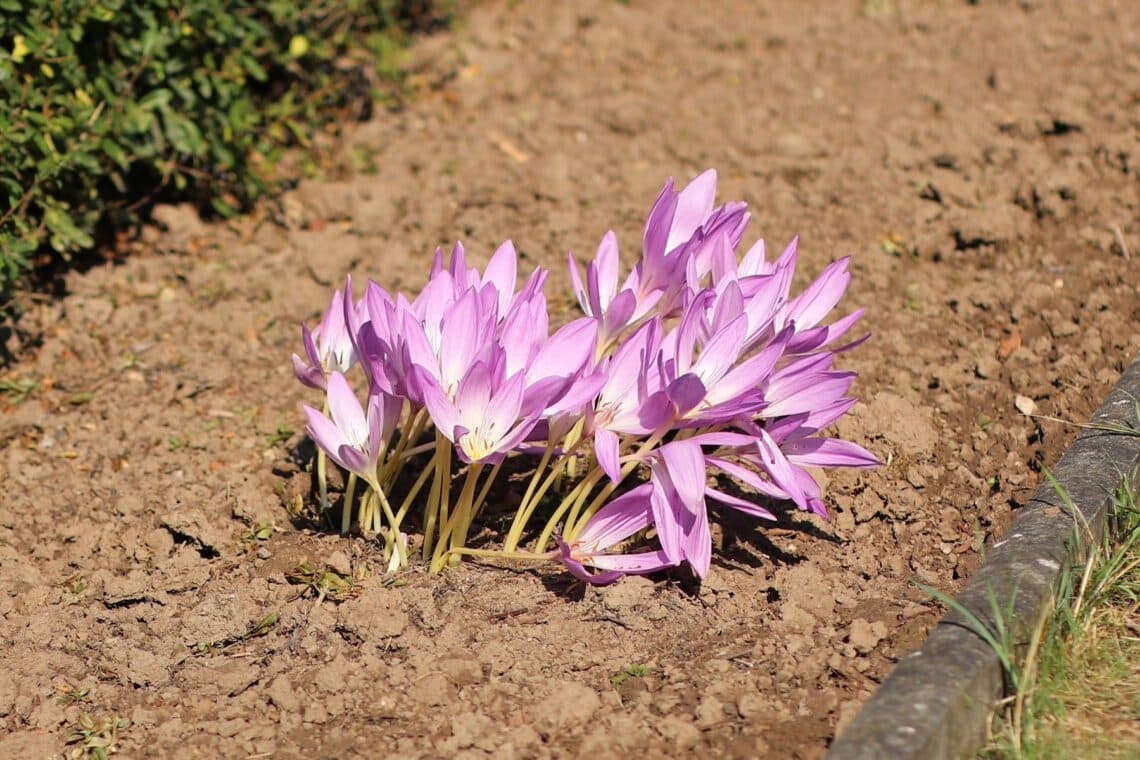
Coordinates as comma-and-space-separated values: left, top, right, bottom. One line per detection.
1, 1, 1137, 758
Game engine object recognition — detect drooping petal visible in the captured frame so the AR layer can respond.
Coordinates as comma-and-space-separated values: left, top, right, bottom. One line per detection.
587, 550, 675, 574
683, 503, 712, 578
785, 307, 864, 354
754, 428, 808, 509
706, 486, 777, 520
783, 437, 881, 468
594, 428, 622, 484
556, 542, 624, 586
649, 464, 685, 564
706, 456, 789, 500
574, 483, 654, 549
659, 440, 707, 514
763, 371, 856, 419
292, 352, 325, 390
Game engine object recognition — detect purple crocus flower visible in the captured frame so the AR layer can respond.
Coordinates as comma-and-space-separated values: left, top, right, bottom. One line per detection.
303, 371, 389, 479
568, 231, 638, 344
590, 318, 667, 482
556, 484, 675, 585
292, 287, 358, 389
415, 359, 542, 464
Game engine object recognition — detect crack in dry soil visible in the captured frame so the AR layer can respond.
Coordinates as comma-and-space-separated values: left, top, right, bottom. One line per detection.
1, 1, 1137, 757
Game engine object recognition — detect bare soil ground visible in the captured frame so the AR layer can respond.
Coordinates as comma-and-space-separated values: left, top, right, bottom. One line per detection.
1, 1, 1137, 758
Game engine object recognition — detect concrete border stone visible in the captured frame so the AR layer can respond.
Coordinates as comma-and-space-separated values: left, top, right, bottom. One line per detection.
828, 351, 1140, 759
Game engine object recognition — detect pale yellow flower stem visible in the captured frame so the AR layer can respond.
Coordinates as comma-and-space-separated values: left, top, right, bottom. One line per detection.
430, 462, 483, 572
420, 432, 452, 561
379, 406, 429, 489
340, 472, 358, 535
564, 430, 667, 542
317, 398, 330, 511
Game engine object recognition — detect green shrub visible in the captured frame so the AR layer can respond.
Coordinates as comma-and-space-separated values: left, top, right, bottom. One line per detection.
0, 0, 444, 309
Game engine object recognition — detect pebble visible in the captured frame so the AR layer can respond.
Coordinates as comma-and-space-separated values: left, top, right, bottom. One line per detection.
1014, 395, 1037, 415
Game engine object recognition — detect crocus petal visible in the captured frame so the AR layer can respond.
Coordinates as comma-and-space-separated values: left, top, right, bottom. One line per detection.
594, 230, 620, 307
659, 440, 707, 514
301, 322, 322, 368
482, 371, 526, 438
303, 404, 348, 459
556, 541, 625, 586
666, 374, 706, 418
706, 486, 778, 520
588, 550, 674, 575
667, 169, 717, 252
649, 465, 685, 564
447, 241, 468, 284
711, 280, 745, 335
690, 314, 747, 387
529, 318, 596, 384
683, 504, 712, 578
707, 324, 793, 407
706, 456, 789, 499
340, 277, 362, 367
763, 371, 856, 419
786, 308, 864, 354
335, 443, 370, 474
602, 289, 637, 339
326, 372, 368, 447
784, 437, 881, 468
784, 256, 851, 330
755, 429, 808, 509
738, 238, 769, 276
568, 251, 589, 314
594, 428, 622, 484
292, 353, 325, 390
483, 240, 518, 315
365, 391, 386, 463
414, 367, 461, 441
672, 289, 714, 375
575, 483, 654, 549
643, 178, 678, 265
304, 404, 368, 475
438, 290, 482, 391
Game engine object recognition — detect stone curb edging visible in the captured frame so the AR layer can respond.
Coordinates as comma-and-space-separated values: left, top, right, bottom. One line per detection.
827, 351, 1140, 760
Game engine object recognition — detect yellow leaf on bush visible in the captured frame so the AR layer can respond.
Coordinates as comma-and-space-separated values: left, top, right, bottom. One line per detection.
11, 35, 28, 64
289, 35, 309, 58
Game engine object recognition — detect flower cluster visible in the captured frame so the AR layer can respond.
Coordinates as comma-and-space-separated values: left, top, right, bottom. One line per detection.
293, 170, 878, 583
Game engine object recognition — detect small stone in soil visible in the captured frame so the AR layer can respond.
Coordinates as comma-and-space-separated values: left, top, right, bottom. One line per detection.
531, 681, 599, 738
848, 618, 888, 655
1015, 394, 1037, 415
